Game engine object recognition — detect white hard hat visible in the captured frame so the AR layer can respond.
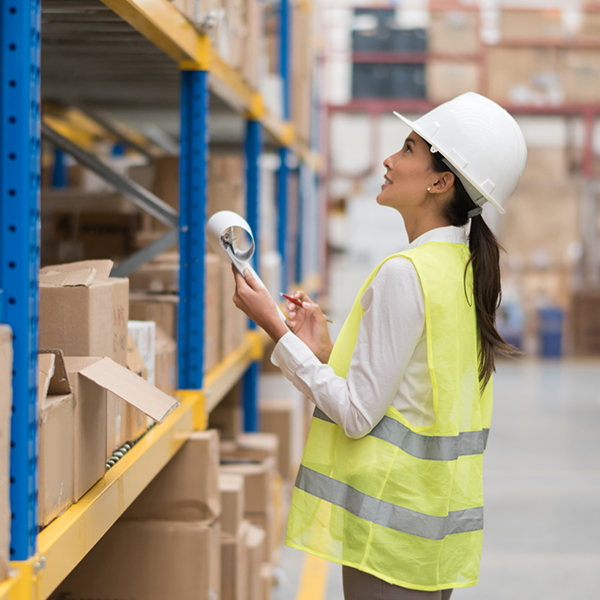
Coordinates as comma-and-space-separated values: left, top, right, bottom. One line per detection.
393, 92, 527, 214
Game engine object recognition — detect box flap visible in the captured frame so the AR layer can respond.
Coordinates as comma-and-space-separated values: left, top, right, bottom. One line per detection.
127, 333, 147, 379
38, 353, 55, 405
79, 357, 179, 423
40, 260, 114, 284
39, 349, 72, 395
39, 268, 97, 288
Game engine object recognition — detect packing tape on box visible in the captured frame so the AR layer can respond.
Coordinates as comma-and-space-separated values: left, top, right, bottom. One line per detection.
206, 210, 288, 325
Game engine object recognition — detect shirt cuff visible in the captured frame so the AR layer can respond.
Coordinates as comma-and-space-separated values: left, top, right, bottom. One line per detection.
270, 331, 316, 376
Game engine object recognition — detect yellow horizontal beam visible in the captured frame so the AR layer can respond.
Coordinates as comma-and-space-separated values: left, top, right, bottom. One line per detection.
203, 330, 263, 412
34, 397, 195, 599
100, 0, 207, 65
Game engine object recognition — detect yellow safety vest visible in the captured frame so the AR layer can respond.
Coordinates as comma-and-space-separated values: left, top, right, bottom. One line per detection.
285, 241, 493, 592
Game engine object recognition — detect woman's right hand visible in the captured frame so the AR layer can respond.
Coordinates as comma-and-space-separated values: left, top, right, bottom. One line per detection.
285, 291, 333, 364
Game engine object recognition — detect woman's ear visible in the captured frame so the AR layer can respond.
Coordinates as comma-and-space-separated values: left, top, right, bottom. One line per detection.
431, 171, 455, 193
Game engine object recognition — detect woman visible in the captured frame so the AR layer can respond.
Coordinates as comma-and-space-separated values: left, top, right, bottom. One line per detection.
231, 93, 527, 599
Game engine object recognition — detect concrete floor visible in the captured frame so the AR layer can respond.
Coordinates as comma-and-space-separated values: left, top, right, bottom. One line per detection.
269, 256, 600, 599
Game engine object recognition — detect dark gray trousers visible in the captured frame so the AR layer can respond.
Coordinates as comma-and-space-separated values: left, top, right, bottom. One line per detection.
343, 566, 454, 600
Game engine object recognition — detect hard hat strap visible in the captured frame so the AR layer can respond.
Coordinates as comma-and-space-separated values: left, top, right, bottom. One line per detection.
467, 207, 483, 219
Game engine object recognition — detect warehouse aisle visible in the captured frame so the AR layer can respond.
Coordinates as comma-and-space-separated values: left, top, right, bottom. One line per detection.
271, 256, 600, 600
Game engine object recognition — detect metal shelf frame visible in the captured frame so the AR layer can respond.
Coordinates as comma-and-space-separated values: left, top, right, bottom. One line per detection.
0, 0, 323, 597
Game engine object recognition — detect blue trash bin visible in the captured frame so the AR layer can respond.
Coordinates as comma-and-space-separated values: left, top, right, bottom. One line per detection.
538, 307, 563, 357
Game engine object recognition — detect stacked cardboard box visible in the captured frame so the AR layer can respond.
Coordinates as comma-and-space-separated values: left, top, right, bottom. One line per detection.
220, 434, 283, 566
38, 260, 131, 456
37, 349, 178, 528
209, 383, 243, 440
155, 326, 178, 395
499, 10, 564, 40
259, 398, 295, 481
488, 47, 562, 105
53, 430, 222, 600
129, 293, 178, 340
220, 473, 250, 600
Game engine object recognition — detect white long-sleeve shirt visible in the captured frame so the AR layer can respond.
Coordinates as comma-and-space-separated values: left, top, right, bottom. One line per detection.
271, 226, 468, 439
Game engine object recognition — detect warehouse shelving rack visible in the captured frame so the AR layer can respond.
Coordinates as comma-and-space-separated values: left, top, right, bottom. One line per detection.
0, 0, 322, 597
326, 3, 600, 180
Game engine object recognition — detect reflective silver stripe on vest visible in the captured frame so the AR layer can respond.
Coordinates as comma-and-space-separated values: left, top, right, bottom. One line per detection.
296, 465, 483, 540
313, 408, 489, 461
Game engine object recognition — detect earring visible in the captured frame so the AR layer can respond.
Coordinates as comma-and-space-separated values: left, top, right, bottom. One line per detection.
427, 187, 432, 192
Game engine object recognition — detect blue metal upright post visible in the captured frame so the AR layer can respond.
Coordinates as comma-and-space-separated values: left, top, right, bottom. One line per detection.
277, 148, 288, 290
279, 0, 290, 121
243, 120, 262, 432
0, 0, 41, 559
178, 70, 209, 390
296, 165, 304, 285
52, 149, 68, 188
277, 0, 291, 293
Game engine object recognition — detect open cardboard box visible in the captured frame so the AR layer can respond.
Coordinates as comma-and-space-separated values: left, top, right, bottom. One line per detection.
38, 351, 75, 527
39, 349, 180, 515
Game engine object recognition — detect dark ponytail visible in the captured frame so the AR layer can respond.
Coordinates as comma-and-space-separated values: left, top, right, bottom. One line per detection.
429, 147, 515, 389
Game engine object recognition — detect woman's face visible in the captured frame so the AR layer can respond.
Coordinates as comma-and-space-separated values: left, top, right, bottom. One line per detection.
376, 132, 439, 213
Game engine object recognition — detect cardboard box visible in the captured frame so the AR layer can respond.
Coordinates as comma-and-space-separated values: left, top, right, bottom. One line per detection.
500, 9, 564, 39
259, 399, 294, 480
38, 351, 75, 528
106, 391, 129, 457
63, 357, 108, 502
205, 253, 222, 372
488, 47, 561, 105
245, 509, 275, 568
0, 327, 12, 579
130, 293, 178, 340
153, 156, 179, 210
127, 331, 148, 380
501, 180, 579, 268
220, 473, 245, 536
208, 180, 245, 218
220, 453, 276, 514
236, 433, 279, 463
209, 155, 243, 183
77, 357, 179, 424
52, 520, 221, 600
246, 525, 266, 600
209, 383, 242, 440
155, 326, 178, 395
220, 259, 247, 357
128, 263, 179, 293
427, 61, 479, 103
39, 260, 129, 367
128, 320, 156, 385
221, 520, 250, 600
429, 10, 478, 54
124, 430, 220, 522
561, 49, 600, 103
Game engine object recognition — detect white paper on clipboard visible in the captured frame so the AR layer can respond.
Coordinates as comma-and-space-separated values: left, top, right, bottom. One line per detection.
206, 210, 288, 325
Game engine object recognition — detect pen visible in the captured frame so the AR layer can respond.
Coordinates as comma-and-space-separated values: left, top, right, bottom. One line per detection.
280, 293, 333, 324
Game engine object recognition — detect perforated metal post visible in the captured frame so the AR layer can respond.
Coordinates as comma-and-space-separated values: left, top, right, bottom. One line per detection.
277, 148, 289, 291
243, 120, 262, 432
0, 0, 41, 559
178, 70, 209, 390
296, 165, 304, 285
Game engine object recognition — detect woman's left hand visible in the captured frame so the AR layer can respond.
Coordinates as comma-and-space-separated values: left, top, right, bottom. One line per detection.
231, 265, 288, 343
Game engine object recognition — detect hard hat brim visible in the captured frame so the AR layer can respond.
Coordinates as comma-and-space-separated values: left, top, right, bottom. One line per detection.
393, 111, 506, 214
